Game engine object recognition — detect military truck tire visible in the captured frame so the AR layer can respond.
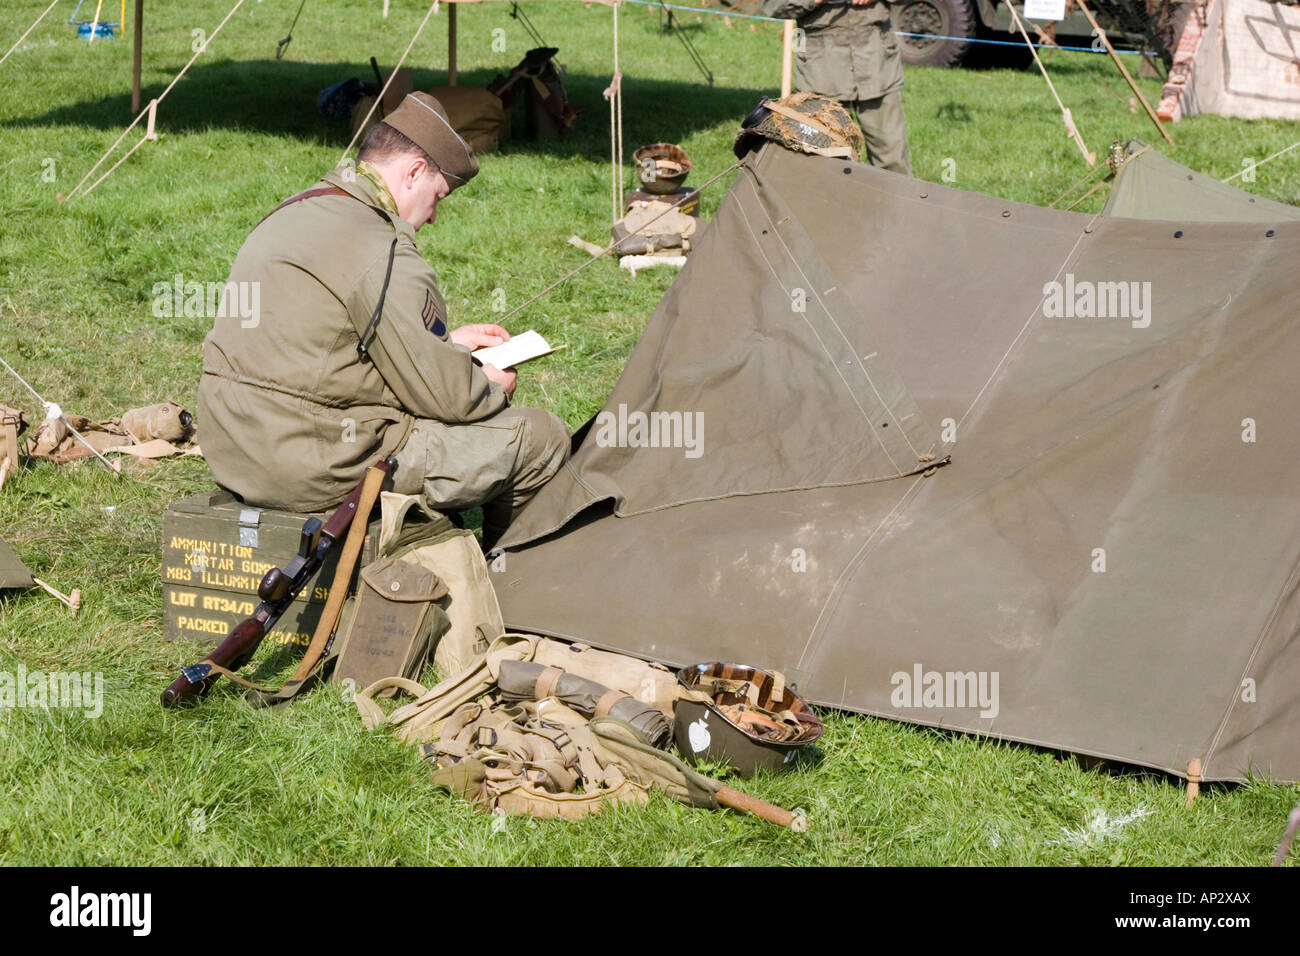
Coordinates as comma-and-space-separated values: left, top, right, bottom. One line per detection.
893, 0, 977, 67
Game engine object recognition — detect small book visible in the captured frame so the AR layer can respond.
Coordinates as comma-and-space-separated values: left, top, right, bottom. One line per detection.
472, 330, 564, 369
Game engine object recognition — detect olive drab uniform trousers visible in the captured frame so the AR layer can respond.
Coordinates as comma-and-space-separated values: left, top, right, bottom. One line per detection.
761, 0, 912, 175
392, 407, 569, 548
199, 168, 569, 547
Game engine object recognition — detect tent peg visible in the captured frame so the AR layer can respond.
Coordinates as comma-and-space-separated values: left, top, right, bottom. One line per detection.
1185, 757, 1202, 806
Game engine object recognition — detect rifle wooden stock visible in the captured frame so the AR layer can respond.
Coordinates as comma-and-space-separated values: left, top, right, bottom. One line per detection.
161, 616, 267, 708
160, 457, 394, 709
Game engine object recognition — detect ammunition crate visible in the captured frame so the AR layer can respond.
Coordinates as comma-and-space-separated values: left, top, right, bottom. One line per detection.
162, 492, 380, 648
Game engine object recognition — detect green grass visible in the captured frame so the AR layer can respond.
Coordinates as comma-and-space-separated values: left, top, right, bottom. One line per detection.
1, 0, 1298, 866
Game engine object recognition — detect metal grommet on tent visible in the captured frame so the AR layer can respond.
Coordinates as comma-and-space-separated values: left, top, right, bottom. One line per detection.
919, 192, 928, 199
843, 167, 852, 174
1266, 229, 1276, 237
1174, 230, 1184, 238
1001, 210, 1011, 218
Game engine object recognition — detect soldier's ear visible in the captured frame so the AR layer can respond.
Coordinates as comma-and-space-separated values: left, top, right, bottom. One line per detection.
399, 155, 428, 189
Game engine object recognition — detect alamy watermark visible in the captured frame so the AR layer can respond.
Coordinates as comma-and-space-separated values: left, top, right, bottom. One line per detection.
592, 404, 704, 459
890, 663, 999, 719
151, 274, 260, 328
50, 886, 150, 936
0, 664, 104, 718
1042, 273, 1151, 329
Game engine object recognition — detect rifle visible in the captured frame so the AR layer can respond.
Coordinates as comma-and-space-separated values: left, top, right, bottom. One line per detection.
161, 457, 394, 708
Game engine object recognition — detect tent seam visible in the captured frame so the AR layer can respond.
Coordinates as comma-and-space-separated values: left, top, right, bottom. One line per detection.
733, 170, 904, 474
743, 166, 926, 463
795, 472, 928, 669
955, 214, 1102, 434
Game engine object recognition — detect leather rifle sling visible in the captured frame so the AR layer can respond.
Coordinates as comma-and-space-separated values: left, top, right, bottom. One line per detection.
257, 186, 351, 227
211, 459, 390, 703
288, 460, 389, 685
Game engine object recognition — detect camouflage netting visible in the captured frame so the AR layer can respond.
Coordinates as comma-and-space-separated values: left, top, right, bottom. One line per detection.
734, 92, 864, 160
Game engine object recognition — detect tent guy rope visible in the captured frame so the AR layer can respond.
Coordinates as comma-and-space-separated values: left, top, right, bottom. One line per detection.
1223, 139, 1300, 183
1003, 0, 1095, 166
338, 0, 441, 166
0, 0, 62, 68
64, 0, 250, 201
0, 353, 120, 474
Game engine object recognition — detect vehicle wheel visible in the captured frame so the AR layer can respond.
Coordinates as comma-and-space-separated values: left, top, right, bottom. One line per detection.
892, 0, 977, 68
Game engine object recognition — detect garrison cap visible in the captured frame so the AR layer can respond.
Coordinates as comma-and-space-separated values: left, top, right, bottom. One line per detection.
380, 92, 479, 190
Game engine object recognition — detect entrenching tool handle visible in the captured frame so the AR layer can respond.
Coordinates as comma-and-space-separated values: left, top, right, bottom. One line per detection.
714, 786, 801, 829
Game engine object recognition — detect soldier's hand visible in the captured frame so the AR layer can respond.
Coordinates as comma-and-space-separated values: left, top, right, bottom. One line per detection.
481, 362, 517, 399
450, 323, 510, 350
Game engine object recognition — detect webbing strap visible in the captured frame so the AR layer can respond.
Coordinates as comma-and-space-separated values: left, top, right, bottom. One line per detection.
245, 461, 387, 708
291, 462, 387, 683
533, 666, 564, 701
256, 186, 350, 227
594, 688, 625, 717
762, 101, 843, 145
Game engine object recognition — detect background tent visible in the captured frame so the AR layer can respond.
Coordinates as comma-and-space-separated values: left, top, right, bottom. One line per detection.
1157, 0, 1300, 123
0, 538, 34, 590
1103, 138, 1300, 221
494, 141, 1300, 784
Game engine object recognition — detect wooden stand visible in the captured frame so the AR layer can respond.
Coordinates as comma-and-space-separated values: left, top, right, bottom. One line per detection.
780, 19, 794, 97
131, 0, 143, 113
448, 3, 458, 86
0, 411, 19, 491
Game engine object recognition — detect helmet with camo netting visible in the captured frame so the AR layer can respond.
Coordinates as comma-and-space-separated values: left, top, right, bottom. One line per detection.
734, 92, 865, 160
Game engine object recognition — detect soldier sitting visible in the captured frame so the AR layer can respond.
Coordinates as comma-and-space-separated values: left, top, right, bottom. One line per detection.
199, 93, 569, 549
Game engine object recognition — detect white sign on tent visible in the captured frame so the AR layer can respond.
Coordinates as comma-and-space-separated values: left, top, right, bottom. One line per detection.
1024, 0, 1066, 20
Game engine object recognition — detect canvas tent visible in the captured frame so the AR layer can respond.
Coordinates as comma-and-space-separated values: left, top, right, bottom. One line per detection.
0, 538, 34, 590
1157, 0, 1300, 123
494, 141, 1300, 784
1103, 139, 1300, 222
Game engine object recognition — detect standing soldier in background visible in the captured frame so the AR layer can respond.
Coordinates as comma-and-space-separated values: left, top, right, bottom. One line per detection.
762, 0, 912, 175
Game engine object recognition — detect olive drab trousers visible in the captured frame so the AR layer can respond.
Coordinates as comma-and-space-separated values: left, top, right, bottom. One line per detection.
391, 406, 570, 549
853, 91, 912, 176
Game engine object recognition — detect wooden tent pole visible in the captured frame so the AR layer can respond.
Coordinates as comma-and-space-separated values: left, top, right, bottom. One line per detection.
1003, 0, 1094, 166
780, 19, 794, 97
1075, 0, 1173, 145
448, 2, 458, 86
131, 0, 143, 113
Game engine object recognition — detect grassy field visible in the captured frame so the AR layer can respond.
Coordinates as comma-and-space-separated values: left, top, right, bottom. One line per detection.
1, 0, 1298, 866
